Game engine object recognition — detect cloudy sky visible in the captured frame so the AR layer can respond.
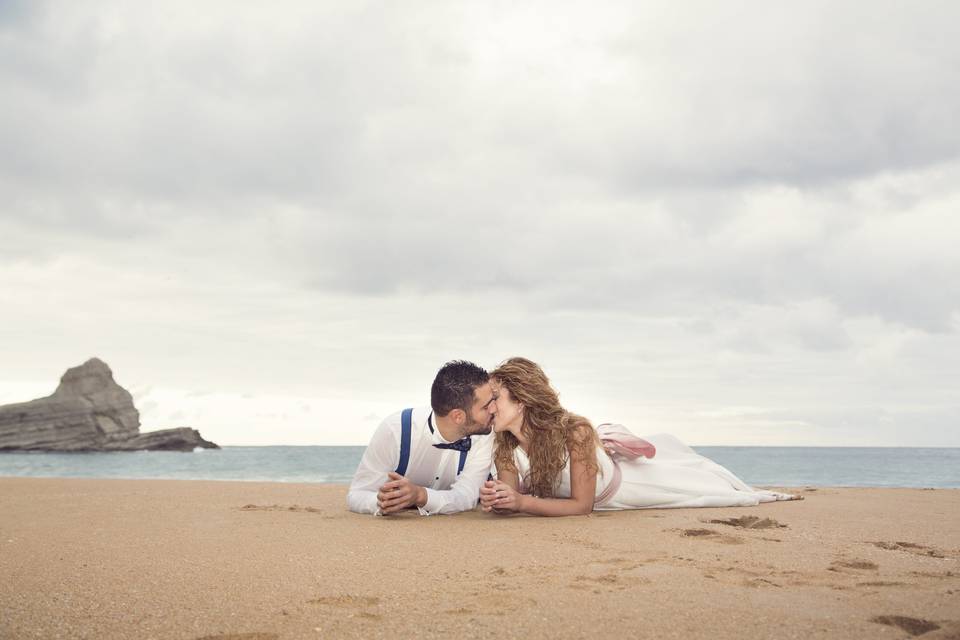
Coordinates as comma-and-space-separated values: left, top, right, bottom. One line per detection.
1, 1, 958, 446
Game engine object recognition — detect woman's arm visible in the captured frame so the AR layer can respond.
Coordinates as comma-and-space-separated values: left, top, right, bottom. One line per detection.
497, 467, 520, 491
484, 440, 597, 516
514, 448, 596, 516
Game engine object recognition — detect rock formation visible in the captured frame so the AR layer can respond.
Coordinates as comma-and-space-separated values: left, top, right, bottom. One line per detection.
0, 358, 219, 452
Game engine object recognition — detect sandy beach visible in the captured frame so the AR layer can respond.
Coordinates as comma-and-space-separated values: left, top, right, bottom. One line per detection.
1, 478, 958, 639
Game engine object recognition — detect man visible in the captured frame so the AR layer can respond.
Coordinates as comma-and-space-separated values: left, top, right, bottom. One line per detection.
347, 360, 497, 516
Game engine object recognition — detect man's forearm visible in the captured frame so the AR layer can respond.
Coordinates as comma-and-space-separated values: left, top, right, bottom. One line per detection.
420, 482, 484, 515
346, 489, 380, 514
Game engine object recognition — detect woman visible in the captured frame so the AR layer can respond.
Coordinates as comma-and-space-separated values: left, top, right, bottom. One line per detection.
480, 357, 799, 516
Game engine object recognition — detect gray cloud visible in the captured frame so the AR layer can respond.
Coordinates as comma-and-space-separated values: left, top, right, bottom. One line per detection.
3, 2, 959, 202
1, 1, 958, 444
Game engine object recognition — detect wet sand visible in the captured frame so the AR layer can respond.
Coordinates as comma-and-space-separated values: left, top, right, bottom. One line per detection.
1, 478, 958, 639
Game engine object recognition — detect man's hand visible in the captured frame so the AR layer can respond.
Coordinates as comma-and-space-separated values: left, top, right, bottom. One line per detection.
377, 471, 427, 514
479, 479, 523, 513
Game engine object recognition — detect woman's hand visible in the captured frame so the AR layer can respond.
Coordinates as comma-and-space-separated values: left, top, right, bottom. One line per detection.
479, 479, 523, 513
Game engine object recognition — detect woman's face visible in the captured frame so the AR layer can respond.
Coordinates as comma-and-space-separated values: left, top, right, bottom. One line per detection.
491, 381, 523, 432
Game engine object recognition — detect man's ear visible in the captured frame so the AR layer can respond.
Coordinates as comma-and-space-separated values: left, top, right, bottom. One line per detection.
450, 408, 466, 425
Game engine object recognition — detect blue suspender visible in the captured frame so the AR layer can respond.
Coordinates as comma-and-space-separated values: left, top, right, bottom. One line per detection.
395, 407, 468, 476
395, 408, 413, 476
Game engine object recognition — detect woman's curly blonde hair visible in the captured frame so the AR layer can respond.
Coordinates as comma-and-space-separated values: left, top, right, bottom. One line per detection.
492, 357, 599, 498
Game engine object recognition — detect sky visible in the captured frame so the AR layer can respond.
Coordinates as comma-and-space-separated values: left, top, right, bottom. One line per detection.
1, 1, 958, 446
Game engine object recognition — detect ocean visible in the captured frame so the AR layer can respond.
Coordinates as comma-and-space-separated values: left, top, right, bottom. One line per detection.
1, 446, 958, 488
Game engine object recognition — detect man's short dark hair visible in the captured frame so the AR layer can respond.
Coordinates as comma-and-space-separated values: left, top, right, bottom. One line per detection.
431, 360, 489, 417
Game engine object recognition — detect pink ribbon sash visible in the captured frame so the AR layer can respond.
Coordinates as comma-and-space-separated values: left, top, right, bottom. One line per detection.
594, 424, 655, 506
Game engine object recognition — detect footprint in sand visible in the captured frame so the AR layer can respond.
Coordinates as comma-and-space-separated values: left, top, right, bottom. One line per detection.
569, 572, 651, 592
575, 573, 621, 585
869, 541, 947, 559
743, 577, 782, 588
308, 595, 380, 607
679, 528, 744, 545
357, 612, 383, 620
910, 570, 957, 579
708, 516, 787, 530
307, 595, 382, 621
871, 615, 941, 636
589, 558, 644, 571
240, 504, 327, 514
829, 560, 879, 572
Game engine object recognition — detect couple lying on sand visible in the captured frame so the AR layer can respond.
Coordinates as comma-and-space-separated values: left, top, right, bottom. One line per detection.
347, 358, 799, 516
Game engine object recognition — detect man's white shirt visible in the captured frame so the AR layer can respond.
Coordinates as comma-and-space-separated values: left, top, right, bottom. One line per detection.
346, 407, 494, 516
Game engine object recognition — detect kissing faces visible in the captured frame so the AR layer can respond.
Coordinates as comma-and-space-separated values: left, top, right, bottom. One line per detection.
490, 380, 523, 433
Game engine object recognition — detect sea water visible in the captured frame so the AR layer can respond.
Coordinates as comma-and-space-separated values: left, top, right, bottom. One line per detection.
1, 446, 958, 488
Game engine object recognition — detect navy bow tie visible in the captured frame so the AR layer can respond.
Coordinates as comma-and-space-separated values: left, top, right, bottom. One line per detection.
433, 437, 472, 453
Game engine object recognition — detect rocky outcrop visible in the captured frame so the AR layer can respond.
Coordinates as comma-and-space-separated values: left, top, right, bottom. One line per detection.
102, 427, 219, 451
0, 358, 219, 452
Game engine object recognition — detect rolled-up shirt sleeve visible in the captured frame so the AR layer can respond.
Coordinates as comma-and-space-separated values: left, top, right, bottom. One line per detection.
418, 434, 494, 516
346, 419, 398, 515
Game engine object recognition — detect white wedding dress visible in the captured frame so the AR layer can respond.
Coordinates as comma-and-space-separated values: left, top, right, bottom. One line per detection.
510, 433, 796, 510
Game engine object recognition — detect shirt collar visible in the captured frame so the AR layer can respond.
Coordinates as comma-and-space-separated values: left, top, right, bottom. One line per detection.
428, 411, 461, 445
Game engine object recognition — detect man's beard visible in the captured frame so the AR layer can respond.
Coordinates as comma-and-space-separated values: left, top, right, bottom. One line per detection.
465, 414, 494, 436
